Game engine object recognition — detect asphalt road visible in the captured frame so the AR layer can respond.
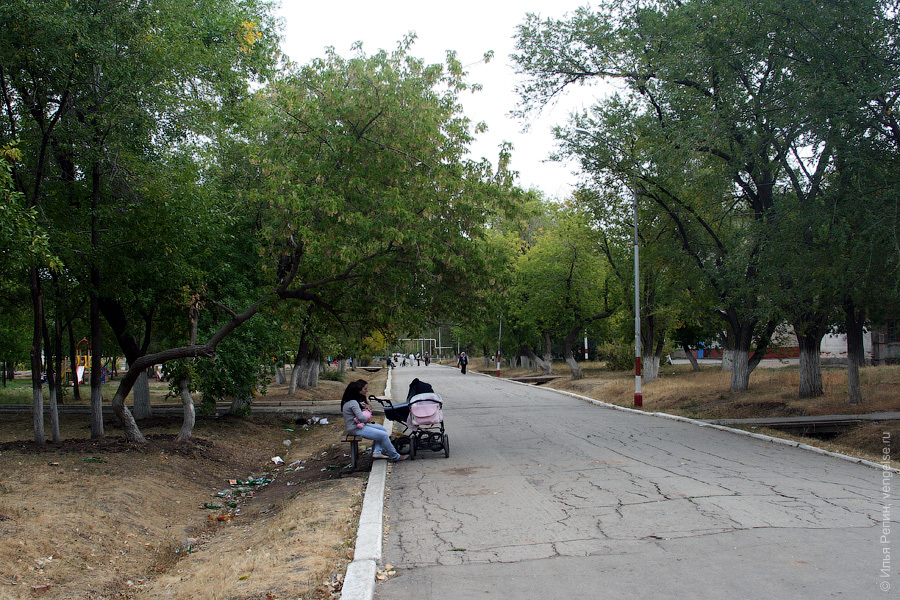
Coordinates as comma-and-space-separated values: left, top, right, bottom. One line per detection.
376, 365, 897, 599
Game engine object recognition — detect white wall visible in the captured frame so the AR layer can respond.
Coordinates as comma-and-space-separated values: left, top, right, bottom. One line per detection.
820, 330, 873, 360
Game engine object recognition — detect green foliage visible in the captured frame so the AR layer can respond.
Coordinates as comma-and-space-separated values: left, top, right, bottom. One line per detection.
515, 0, 900, 391
0, 145, 57, 274
252, 42, 518, 340
318, 369, 345, 382
507, 203, 615, 352
596, 340, 633, 372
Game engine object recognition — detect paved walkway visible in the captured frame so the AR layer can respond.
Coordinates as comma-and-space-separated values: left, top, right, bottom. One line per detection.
340, 365, 898, 600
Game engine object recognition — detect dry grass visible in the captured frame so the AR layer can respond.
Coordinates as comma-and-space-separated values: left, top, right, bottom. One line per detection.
0, 368, 388, 600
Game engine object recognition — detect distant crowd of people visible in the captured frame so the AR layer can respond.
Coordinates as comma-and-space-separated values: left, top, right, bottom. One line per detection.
383, 350, 469, 375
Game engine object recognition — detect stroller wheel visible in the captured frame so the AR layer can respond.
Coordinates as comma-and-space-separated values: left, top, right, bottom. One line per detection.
393, 435, 411, 455
409, 436, 417, 460
443, 434, 450, 458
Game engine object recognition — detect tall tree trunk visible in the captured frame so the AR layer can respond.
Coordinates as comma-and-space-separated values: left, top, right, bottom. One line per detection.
29, 267, 46, 444
681, 341, 700, 372
293, 338, 318, 391
175, 299, 199, 442
728, 322, 755, 392
642, 337, 665, 384
541, 330, 554, 375
643, 355, 660, 384
298, 353, 315, 389
41, 313, 60, 443
54, 317, 65, 403
721, 350, 734, 372
725, 318, 776, 392
132, 372, 151, 419
307, 347, 320, 387
797, 334, 824, 398
520, 345, 552, 376
89, 162, 104, 438
289, 337, 309, 396
844, 299, 865, 405
563, 325, 584, 380
99, 299, 154, 419
730, 348, 750, 391
564, 354, 583, 379
175, 375, 196, 442
90, 266, 104, 438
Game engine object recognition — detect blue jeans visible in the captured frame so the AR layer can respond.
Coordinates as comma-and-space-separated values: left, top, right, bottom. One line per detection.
357, 424, 400, 460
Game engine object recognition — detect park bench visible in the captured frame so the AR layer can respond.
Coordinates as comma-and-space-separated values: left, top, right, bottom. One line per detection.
342, 434, 362, 471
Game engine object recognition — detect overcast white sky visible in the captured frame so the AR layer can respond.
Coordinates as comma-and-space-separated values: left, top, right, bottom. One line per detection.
274, 1, 601, 198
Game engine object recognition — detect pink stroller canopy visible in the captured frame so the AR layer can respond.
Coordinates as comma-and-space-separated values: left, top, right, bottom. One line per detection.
407, 393, 443, 430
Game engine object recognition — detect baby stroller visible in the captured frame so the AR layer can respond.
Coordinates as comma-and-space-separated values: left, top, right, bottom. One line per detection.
370, 378, 449, 460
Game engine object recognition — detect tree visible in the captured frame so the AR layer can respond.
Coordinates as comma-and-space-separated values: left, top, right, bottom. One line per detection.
1, 0, 281, 441
514, 0, 899, 395
100, 40, 516, 443
256, 41, 517, 357
507, 205, 614, 379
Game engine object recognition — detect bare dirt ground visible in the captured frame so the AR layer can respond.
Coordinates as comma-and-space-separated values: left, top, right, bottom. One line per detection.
0, 371, 388, 600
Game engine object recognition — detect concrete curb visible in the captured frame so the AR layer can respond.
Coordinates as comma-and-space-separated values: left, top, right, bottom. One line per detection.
511, 379, 900, 474
340, 367, 394, 600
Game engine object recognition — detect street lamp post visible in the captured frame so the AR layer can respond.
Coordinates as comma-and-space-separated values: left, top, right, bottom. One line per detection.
632, 175, 642, 407
575, 128, 641, 407
496, 315, 502, 377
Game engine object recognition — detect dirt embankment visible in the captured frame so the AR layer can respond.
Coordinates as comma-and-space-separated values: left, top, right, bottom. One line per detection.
0, 370, 389, 600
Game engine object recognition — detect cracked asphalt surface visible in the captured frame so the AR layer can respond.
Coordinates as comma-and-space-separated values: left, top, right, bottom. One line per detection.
376, 365, 896, 599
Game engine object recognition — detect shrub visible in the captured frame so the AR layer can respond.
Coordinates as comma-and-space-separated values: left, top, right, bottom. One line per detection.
596, 341, 634, 371
319, 369, 345, 382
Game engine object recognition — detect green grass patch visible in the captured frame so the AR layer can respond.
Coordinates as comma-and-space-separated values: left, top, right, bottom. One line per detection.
0, 380, 39, 404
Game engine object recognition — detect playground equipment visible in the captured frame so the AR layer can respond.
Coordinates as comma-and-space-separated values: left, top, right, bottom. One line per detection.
61, 338, 109, 384
67, 338, 90, 384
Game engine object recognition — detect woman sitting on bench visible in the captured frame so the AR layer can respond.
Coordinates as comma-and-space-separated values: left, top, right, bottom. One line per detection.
341, 380, 407, 462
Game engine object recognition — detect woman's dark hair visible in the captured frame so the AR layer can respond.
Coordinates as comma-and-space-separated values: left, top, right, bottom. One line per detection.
340, 379, 369, 407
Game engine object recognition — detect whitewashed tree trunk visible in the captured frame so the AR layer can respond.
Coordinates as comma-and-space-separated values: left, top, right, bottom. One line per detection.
298, 357, 314, 389
229, 396, 250, 414
288, 353, 303, 396
565, 355, 584, 380
32, 385, 45, 444
132, 371, 152, 419
175, 376, 195, 442
642, 354, 660, 384
48, 386, 60, 443
308, 358, 320, 387
730, 348, 750, 392
721, 350, 734, 372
